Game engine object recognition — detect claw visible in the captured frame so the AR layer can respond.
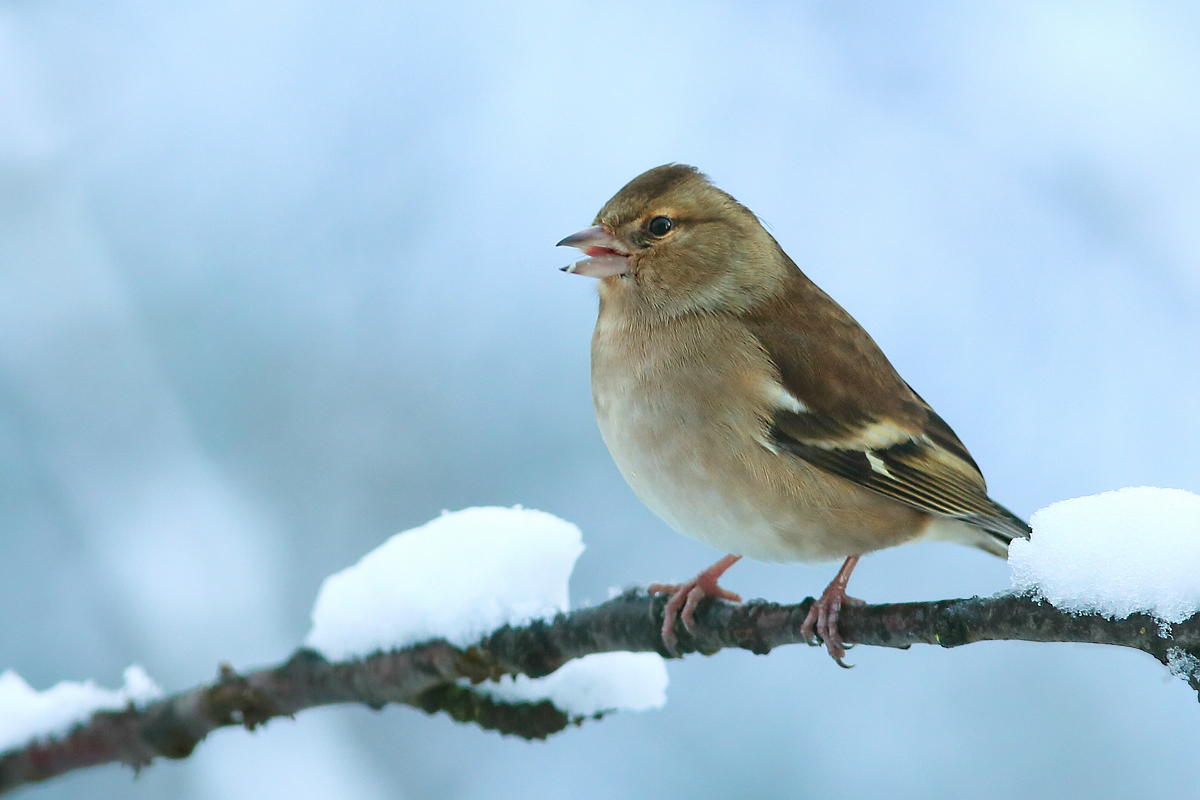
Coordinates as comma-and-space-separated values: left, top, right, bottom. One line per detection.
799, 556, 863, 666
648, 554, 742, 654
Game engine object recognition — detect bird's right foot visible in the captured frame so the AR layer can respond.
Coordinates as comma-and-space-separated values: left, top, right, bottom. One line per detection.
648, 554, 743, 654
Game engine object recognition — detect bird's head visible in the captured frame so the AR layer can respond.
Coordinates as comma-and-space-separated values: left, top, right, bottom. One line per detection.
558, 164, 788, 317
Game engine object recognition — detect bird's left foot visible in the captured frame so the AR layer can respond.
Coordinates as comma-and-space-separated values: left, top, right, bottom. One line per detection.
648, 554, 742, 654
800, 556, 863, 668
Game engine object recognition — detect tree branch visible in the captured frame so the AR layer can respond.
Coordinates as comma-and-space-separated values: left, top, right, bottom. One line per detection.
3, 590, 1197, 794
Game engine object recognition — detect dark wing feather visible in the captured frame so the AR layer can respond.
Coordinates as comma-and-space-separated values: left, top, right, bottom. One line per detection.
741, 259, 1030, 543
904, 382, 982, 474
768, 414, 1030, 542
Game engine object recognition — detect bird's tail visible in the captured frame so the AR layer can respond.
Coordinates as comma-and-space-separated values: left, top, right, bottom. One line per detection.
962, 500, 1032, 558
924, 500, 1031, 558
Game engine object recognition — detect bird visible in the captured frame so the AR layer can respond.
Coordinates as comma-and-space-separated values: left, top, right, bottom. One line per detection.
557, 164, 1029, 665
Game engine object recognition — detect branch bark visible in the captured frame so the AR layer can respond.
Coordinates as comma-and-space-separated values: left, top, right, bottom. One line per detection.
2, 590, 1197, 794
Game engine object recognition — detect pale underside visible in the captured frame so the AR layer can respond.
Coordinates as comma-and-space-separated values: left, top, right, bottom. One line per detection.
589, 301, 970, 563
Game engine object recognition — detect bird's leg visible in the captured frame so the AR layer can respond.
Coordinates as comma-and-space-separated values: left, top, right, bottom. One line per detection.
647, 554, 743, 654
800, 555, 864, 668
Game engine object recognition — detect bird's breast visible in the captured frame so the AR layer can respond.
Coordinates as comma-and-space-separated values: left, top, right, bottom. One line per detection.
589, 307, 926, 562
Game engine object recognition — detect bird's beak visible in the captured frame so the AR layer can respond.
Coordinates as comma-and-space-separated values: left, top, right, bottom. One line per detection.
556, 225, 630, 278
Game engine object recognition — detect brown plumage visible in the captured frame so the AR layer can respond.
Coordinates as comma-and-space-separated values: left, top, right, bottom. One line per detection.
559, 164, 1028, 664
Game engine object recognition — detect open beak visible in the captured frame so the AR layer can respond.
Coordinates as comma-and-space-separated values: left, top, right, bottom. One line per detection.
556, 225, 630, 278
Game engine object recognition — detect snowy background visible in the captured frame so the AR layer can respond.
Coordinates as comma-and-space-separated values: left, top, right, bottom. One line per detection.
3, 2, 1200, 798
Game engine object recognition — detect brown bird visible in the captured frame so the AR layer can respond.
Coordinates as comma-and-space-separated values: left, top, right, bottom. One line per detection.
558, 164, 1029, 665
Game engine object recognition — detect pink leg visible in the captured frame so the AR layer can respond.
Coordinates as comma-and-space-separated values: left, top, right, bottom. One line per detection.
647, 554, 743, 654
800, 556, 864, 668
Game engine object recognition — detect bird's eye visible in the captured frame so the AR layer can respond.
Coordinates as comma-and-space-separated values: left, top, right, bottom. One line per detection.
647, 216, 673, 237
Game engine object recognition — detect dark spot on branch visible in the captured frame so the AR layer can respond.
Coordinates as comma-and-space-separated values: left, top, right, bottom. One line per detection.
416, 683, 572, 739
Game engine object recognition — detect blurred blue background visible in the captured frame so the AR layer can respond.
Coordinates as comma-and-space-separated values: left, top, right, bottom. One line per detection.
3, 2, 1200, 798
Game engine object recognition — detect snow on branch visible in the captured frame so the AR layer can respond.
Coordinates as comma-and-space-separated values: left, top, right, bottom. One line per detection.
2, 590, 1199, 794
4, 492, 1200, 795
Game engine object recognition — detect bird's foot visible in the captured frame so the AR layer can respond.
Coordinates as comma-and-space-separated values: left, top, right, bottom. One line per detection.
647, 554, 742, 654
800, 588, 864, 667
800, 555, 863, 668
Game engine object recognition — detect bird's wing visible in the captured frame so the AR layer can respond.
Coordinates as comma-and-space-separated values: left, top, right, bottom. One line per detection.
741, 279, 1030, 543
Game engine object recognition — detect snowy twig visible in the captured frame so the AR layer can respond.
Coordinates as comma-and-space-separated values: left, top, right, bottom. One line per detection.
3, 589, 1198, 794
